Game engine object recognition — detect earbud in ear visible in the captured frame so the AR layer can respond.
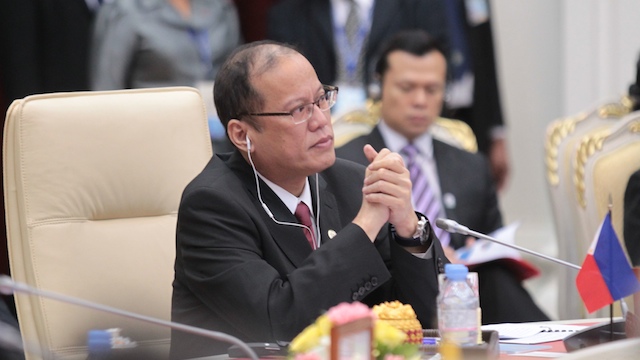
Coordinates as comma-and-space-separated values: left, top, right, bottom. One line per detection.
246, 135, 252, 151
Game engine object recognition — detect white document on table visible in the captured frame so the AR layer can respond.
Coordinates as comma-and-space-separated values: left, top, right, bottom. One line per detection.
482, 323, 587, 344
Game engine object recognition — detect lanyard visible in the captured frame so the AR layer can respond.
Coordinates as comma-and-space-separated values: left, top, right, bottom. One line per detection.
188, 27, 213, 77
333, 6, 373, 82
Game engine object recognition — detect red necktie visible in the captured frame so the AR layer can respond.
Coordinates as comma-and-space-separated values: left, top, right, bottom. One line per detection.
294, 202, 317, 250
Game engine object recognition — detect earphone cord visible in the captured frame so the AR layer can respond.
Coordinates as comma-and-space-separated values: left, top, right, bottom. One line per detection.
247, 144, 322, 249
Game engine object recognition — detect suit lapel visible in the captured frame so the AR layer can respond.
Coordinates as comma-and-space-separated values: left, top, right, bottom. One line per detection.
432, 140, 465, 248
310, 174, 341, 246
366, 126, 387, 152
367, 0, 404, 55
258, 185, 314, 265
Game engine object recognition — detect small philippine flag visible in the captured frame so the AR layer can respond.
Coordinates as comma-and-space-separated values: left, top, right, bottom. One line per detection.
576, 212, 640, 313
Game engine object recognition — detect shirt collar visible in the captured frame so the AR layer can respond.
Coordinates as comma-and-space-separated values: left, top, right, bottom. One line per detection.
377, 120, 434, 160
330, 0, 375, 25
257, 173, 314, 216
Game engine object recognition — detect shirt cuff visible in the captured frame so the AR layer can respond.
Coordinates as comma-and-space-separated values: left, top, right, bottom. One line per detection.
410, 243, 434, 260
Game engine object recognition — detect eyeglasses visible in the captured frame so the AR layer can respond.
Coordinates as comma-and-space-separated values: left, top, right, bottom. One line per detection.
241, 85, 339, 125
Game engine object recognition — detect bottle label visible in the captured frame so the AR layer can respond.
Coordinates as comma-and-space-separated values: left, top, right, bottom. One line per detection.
438, 308, 478, 345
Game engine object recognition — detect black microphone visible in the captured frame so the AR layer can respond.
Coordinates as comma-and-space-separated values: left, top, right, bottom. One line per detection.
435, 218, 582, 270
0, 275, 259, 360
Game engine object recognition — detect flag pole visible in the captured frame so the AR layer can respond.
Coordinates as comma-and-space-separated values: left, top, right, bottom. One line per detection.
608, 195, 614, 341
609, 303, 614, 342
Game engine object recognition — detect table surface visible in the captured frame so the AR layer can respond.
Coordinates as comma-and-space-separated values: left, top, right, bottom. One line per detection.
499, 318, 611, 359
190, 318, 617, 360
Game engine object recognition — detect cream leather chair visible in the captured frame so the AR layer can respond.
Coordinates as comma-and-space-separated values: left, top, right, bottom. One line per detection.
544, 96, 633, 319
3, 87, 213, 359
332, 100, 478, 152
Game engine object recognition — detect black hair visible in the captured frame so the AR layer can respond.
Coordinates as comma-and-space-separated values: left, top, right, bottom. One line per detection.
213, 40, 299, 132
374, 30, 446, 80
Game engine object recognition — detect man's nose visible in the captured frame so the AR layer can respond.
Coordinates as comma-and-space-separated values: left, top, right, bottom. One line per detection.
413, 89, 429, 106
307, 104, 330, 129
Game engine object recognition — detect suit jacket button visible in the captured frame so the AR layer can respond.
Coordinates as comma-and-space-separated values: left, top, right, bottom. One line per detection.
352, 292, 359, 301
364, 282, 372, 290
437, 258, 444, 273
358, 287, 365, 296
371, 277, 378, 286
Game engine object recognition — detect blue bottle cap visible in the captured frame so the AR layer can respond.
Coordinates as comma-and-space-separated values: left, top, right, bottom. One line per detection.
444, 263, 469, 281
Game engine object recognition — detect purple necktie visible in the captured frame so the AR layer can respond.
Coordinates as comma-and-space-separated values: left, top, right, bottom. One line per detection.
401, 144, 450, 247
295, 202, 317, 250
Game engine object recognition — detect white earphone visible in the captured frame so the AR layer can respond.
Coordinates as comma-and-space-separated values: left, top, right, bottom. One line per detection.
245, 132, 321, 249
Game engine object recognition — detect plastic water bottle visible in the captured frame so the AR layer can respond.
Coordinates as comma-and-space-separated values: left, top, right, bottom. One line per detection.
437, 264, 479, 346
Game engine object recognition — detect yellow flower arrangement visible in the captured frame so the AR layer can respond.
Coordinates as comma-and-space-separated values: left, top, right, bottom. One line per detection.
289, 302, 420, 360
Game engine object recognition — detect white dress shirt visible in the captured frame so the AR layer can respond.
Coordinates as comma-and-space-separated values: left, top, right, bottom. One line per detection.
258, 173, 320, 247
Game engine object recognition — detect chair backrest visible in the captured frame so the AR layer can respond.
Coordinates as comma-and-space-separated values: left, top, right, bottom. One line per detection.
3, 87, 213, 359
575, 111, 640, 247
543, 96, 633, 319
573, 111, 640, 317
332, 101, 478, 152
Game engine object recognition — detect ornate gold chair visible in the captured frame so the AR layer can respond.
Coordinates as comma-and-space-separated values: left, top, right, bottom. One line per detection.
573, 110, 640, 317
544, 96, 634, 319
3, 87, 212, 359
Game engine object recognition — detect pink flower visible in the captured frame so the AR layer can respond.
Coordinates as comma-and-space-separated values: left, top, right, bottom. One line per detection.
294, 353, 323, 360
326, 302, 374, 325
383, 355, 405, 360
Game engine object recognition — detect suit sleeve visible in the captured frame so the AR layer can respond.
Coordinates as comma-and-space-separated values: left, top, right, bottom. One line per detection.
624, 170, 640, 267
386, 225, 447, 329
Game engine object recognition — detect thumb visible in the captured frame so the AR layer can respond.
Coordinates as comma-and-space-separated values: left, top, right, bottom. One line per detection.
363, 144, 378, 164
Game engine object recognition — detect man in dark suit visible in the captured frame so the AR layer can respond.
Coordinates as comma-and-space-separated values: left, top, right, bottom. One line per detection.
170, 40, 448, 359
441, 0, 509, 191
624, 169, 640, 266
0, 0, 96, 103
336, 30, 548, 325
267, 0, 447, 98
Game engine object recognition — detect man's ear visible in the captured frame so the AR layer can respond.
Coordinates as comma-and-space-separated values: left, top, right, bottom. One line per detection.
227, 119, 251, 153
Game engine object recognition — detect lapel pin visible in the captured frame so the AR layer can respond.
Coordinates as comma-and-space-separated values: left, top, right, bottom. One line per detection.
443, 192, 456, 209
328, 230, 337, 239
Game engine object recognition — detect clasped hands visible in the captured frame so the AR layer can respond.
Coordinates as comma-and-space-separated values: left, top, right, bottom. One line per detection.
352, 145, 418, 242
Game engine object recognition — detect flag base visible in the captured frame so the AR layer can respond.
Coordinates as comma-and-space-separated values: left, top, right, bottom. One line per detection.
563, 319, 626, 352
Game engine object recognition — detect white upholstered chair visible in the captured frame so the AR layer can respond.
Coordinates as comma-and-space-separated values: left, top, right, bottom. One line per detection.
3, 87, 213, 359
544, 96, 634, 319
